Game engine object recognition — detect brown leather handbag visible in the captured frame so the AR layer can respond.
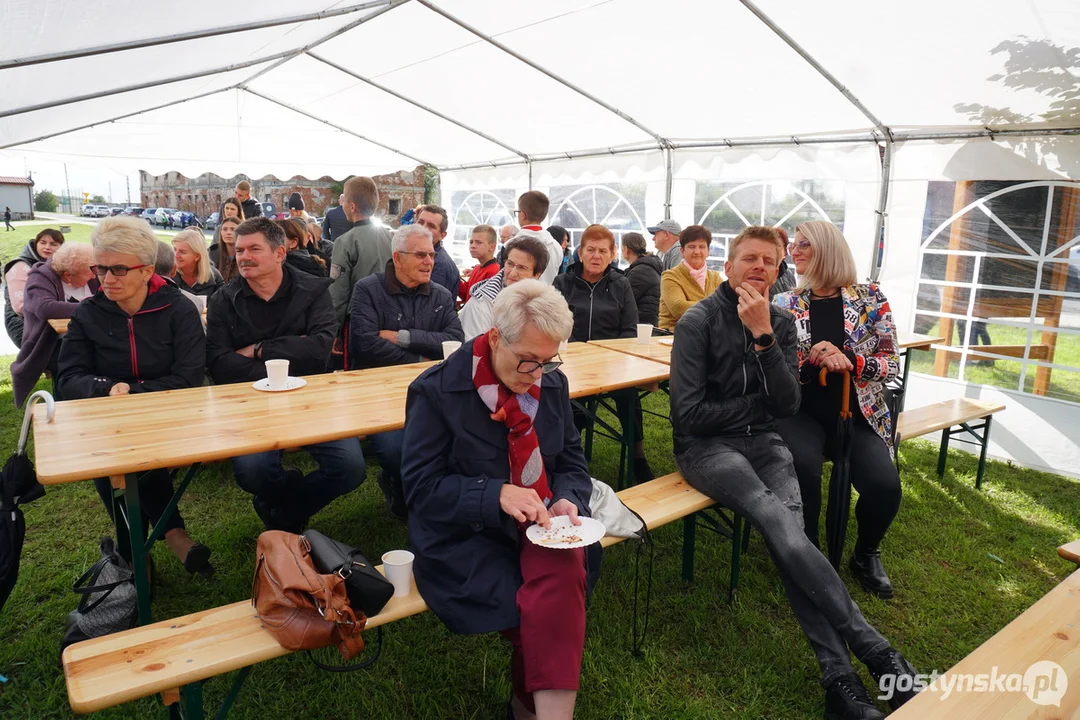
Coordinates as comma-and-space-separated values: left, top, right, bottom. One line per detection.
251, 531, 366, 661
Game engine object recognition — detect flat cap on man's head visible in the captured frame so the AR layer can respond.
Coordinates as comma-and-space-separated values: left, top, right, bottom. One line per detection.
647, 219, 682, 235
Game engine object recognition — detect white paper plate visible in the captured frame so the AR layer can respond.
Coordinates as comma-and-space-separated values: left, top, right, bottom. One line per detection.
658, 338, 673, 345
252, 377, 307, 392
526, 515, 605, 549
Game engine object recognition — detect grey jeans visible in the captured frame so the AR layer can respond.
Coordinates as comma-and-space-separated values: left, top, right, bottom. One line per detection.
676, 432, 890, 686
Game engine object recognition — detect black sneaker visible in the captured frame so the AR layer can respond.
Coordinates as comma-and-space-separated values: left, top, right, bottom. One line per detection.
377, 469, 408, 521
823, 673, 885, 720
865, 647, 920, 710
849, 548, 894, 599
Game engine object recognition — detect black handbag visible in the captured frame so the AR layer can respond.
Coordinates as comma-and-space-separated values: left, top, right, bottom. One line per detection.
60, 537, 137, 654
303, 530, 394, 618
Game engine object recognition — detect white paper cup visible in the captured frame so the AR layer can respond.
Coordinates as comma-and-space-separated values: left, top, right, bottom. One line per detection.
636, 323, 653, 344
442, 340, 462, 359
265, 358, 289, 390
381, 550, 415, 597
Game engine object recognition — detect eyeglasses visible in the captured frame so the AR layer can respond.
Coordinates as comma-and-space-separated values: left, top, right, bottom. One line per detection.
91, 264, 149, 278
398, 251, 437, 261
504, 258, 535, 275
506, 341, 563, 374
787, 240, 811, 252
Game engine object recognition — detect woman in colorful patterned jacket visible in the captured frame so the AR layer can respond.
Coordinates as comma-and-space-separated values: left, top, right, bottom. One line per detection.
773, 220, 902, 600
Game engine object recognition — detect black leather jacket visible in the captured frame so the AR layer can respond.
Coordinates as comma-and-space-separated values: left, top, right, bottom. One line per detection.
669, 282, 801, 453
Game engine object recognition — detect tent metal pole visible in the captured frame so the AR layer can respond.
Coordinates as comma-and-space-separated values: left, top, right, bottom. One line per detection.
307, 51, 531, 162
0, 50, 298, 120
240, 88, 430, 167
738, 0, 889, 136
870, 137, 893, 282
0, 1, 393, 71
415, 0, 669, 149
528, 160, 533, 191
664, 147, 674, 219
0, 87, 234, 151
893, 127, 1080, 141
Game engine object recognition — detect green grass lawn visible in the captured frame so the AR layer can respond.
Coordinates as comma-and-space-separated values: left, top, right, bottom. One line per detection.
0, 222, 190, 267
0, 363, 1076, 719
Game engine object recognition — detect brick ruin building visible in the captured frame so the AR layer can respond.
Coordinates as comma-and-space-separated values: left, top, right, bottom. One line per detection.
139, 167, 427, 222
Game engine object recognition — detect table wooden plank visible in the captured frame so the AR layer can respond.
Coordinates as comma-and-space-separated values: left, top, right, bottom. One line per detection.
49, 317, 69, 334
1058, 540, 1080, 565
898, 332, 946, 351
588, 337, 673, 365
33, 343, 670, 486
890, 569, 1080, 719
896, 398, 1006, 442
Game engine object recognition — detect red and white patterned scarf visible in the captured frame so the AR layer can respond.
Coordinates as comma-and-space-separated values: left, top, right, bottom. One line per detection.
471, 331, 551, 505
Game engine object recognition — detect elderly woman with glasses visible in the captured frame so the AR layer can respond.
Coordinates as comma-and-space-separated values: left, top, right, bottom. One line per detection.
402, 280, 591, 720
56, 216, 213, 577
773, 220, 902, 599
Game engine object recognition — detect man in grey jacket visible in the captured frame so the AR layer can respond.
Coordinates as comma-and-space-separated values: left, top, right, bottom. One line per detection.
648, 219, 684, 271
328, 176, 393, 332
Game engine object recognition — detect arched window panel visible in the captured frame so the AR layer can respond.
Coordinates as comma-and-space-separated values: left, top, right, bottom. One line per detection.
548, 183, 647, 257
449, 189, 516, 250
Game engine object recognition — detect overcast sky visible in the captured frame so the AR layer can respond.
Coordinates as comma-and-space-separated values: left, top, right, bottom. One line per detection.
0, 150, 142, 205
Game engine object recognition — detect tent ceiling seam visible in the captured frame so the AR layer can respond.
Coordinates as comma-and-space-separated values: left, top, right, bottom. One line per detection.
414, 0, 670, 151
240, 87, 430, 167
305, 51, 531, 162
0, 0, 394, 71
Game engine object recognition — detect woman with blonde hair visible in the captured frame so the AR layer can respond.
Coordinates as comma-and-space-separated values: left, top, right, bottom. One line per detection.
172, 228, 223, 297
658, 225, 722, 329
57, 215, 213, 577
772, 220, 902, 599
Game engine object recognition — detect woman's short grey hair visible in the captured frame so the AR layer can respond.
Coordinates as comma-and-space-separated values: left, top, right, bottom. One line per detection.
91, 215, 160, 265
492, 280, 573, 344
794, 220, 858, 291
50, 242, 95, 274
172, 228, 212, 284
392, 223, 432, 253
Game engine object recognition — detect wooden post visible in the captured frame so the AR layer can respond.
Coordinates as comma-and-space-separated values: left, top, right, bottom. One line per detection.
934, 181, 976, 377
1033, 186, 1078, 395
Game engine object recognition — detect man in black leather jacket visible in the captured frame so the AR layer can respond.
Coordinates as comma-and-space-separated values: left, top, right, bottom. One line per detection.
670, 226, 919, 720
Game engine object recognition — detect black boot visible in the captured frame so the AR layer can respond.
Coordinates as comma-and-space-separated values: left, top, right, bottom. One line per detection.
823, 673, 884, 720
378, 469, 408, 521
864, 647, 920, 710
849, 545, 894, 599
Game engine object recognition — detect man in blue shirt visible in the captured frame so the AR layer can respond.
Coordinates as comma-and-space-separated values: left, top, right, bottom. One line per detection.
415, 204, 461, 300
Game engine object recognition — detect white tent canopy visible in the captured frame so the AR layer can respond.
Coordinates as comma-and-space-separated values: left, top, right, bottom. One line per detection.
2, 0, 1078, 178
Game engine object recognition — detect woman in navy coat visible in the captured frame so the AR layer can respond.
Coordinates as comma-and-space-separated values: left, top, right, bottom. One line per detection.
402, 280, 592, 719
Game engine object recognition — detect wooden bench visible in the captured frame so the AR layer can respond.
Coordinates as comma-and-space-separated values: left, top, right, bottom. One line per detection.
896, 398, 1006, 489
63, 473, 728, 717
1058, 539, 1080, 565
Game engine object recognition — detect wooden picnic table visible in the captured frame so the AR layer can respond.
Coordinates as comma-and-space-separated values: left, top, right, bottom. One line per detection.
50, 310, 208, 335
890, 569, 1080, 718
32, 342, 670, 624
588, 336, 673, 365
898, 332, 946, 351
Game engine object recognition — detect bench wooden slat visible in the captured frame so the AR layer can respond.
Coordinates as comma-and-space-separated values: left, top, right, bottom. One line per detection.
896, 398, 1006, 442
64, 473, 713, 714
1058, 540, 1080, 565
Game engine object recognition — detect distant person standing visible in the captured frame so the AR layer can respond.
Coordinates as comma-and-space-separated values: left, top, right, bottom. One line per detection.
328, 176, 393, 334
648, 219, 684, 271
4, 207, 12, 232
512, 192, 561, 285
287, 192, 309, 222
321, 194, 353, 242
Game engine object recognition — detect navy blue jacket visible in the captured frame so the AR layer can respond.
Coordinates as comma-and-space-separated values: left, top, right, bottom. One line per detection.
401, 339, 593, 634
348, 262, 463, 369
321, 206, 352, 242
430, 242, 461, 300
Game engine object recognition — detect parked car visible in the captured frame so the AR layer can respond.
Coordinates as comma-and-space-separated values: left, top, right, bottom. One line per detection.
125, 207, 144, 216
140, 208, 158, 222
154, 208, 178, 226
109, 207, 125, 216
205, 211, 221, 231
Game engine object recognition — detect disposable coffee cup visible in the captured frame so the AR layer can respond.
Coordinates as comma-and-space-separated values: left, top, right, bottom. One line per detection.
442, 340, 462, 359
381, 550, 415, 597
636, 323, 653, 344
265, 359, 289, 390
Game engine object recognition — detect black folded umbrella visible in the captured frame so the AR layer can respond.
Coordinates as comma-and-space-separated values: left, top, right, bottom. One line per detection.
821, 368, 853, 571
0, 391, 53, 613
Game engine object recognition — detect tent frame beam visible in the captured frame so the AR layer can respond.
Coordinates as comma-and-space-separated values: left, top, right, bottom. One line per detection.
0, 1, 394, 71
738, 0, 890, 138
306, 51, 531, 162
414, 0, 670, 150
240, 88, 430, 167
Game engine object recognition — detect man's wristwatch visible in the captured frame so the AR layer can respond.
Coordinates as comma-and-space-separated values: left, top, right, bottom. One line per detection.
753, 332, 774, 348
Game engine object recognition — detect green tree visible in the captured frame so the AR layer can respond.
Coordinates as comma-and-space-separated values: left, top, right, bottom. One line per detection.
423, 165, 440, 205
33, 189, 58, 212
90, 194, 107, 204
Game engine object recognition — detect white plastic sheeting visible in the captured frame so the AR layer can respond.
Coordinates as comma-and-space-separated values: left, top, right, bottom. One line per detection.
2, 0, 1078, 177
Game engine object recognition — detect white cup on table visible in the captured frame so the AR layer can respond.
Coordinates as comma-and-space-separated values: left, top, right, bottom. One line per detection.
636, 323, 653, 344
442, 340, 462, 359
264, 359, 289, 390
381, 550, 415, 597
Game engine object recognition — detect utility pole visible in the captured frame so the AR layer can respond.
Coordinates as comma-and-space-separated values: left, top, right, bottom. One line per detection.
126, 175, 131, 205
64, 163, 72, 215
108, 181, 112, 204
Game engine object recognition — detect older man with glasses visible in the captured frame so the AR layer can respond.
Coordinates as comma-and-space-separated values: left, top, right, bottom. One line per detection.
402, 280, 589, 720
349, 223, 464, 518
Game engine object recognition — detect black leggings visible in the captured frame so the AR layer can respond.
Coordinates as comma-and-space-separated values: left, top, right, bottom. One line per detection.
93, 470, 185, 560
775, 411, 901, 550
